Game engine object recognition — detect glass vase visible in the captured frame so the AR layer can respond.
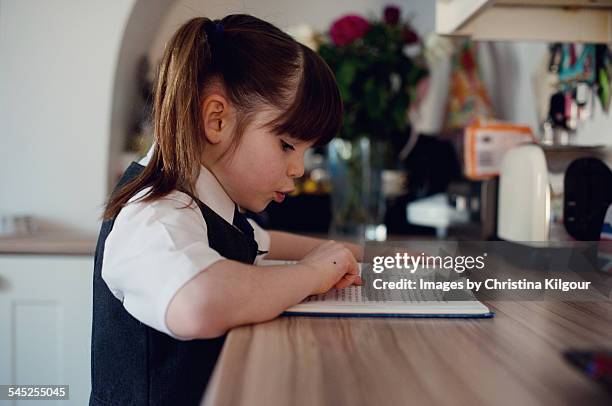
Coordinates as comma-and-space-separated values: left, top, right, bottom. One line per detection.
327, 136, 388, 241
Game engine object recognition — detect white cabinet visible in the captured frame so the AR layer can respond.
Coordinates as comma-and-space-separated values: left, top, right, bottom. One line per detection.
0, 255, 93, 405
436, 0, 612, 43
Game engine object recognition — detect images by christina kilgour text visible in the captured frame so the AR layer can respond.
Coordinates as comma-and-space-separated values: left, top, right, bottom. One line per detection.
370, 253, 592, 293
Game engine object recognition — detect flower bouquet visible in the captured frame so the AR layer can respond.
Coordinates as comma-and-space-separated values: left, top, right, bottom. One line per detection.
316, 5, 429, 240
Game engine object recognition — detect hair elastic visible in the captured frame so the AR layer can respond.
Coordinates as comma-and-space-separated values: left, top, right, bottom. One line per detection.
214, 21, 224, 36
205, 20, 224, 44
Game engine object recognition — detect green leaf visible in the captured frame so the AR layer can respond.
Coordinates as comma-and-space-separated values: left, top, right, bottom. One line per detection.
336, 61, 357, 100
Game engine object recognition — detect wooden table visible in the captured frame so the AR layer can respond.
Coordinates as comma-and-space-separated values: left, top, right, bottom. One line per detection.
202, 301, 611, 406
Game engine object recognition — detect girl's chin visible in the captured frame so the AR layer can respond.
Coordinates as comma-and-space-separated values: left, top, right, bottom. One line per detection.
240, 194, 279, 213
244, 200, 271, 214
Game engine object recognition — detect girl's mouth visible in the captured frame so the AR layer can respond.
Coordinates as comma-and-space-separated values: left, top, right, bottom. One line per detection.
274, 192, 286, 203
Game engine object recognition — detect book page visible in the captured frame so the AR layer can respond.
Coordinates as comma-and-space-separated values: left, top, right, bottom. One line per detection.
258, 260, 480, 307
304, 275, 477, 304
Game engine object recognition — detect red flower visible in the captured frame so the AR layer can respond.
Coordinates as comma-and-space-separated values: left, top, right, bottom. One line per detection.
402, 25, 419, 44
461, 48, 476, 72
383, 5, 401, 25
330, 15, 370, 46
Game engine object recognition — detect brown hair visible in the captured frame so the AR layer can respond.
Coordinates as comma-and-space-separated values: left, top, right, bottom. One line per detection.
103, 14, 342, 220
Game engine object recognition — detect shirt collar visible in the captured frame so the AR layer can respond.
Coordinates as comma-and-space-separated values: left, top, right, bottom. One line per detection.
195, 164, 236, 225
138, 143, 236, 224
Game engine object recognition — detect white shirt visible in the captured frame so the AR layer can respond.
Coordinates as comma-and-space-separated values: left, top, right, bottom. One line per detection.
102, 145, 270, 340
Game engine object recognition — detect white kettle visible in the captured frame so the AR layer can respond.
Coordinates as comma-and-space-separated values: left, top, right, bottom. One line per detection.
497, 144, 550, 242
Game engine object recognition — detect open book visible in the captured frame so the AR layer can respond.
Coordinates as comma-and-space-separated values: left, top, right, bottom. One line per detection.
259, 260, 493, 318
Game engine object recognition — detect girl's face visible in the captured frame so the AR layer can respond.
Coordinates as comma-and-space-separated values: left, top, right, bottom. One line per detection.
211, 108, 315, 213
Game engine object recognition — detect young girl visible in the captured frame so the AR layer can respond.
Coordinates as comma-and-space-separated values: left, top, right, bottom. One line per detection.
90, 14, 363, 406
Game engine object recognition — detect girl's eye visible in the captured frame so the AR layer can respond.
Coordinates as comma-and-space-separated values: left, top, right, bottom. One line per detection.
280, 139, 295, 152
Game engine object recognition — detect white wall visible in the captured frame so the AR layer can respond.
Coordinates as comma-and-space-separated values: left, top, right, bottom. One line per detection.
108, 0, 174, 193
0, 0, 137, 233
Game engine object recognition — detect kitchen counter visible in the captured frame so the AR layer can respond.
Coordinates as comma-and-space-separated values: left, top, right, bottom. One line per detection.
0, 230, 430, 257
203, 300, 612, 406
0, 231, 97, 255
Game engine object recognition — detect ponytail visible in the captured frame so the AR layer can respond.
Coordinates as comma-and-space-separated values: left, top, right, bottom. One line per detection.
103, 18, 214, 220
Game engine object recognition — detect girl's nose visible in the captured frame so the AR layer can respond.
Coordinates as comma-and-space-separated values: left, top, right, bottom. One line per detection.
287, 158, 305, 178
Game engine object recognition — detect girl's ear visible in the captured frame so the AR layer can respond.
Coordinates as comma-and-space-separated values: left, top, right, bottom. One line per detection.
202, 94, 231, 144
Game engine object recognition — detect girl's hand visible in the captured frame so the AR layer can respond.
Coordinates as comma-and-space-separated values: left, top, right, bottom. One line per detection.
343, 241, 364, 262
299, 240, 363, 295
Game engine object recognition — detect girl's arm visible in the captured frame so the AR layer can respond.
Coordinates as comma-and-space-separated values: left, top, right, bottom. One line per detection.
265, 230, 363, 262
166, 240, 361, 340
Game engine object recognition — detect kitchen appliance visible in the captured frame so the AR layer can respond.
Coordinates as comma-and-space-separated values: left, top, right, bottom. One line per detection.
599, 204, 612, 274
0, 215, 38, 236
564, 157, 612, 240
497, 144, 551, 241
406, 193, 470, 238
498, 143, 612, 243
446, 178, 498, 240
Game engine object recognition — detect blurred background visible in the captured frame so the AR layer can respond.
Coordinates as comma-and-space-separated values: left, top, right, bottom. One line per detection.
1, 1, 612, 404
2, 0, 612, 243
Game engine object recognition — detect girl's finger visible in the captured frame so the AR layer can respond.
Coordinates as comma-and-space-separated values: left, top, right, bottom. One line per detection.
335, 274, 358, 289
346, 257, 359, 275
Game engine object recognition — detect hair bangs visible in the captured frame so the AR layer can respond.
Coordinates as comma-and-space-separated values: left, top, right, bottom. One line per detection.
267, 45, 343, 147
